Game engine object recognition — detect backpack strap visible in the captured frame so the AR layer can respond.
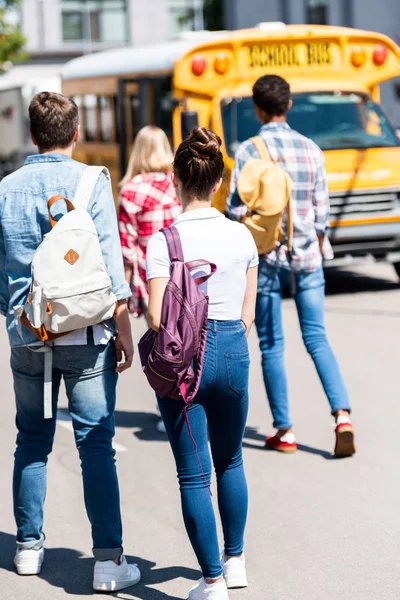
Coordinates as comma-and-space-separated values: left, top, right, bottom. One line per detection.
186, 259, 217, 286
250, 136, 273, 163
286, 195, 293, 253
161, 226, 184, 262
73, 166, 109, 211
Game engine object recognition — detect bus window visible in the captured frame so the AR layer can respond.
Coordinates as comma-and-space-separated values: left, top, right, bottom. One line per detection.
99, 96, 114, 142
221, 92, 399, 156
130, 95, 140, 139
153, 78, 173, 140
221, 97, 259, 156
84, 94, 97, 142
73, 96, 85, 141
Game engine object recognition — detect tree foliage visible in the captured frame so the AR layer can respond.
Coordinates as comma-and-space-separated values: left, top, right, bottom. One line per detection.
0, 0, 27, 71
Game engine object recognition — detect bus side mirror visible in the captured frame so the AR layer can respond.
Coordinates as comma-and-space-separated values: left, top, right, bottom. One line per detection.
181, 110, 199, 139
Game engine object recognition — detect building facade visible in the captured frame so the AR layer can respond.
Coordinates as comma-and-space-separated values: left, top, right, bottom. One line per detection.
18, 0, 203, 63
224, 0, 400, 125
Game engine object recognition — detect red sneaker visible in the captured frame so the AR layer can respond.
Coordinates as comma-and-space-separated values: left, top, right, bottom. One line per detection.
265, 431, 297, 453
334, 415, 356, 457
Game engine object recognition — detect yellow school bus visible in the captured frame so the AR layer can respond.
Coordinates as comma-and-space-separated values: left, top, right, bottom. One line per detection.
62, 24, 400, 274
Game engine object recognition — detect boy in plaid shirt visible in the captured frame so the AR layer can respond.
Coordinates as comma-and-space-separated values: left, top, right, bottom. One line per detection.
227, 75, 355, 457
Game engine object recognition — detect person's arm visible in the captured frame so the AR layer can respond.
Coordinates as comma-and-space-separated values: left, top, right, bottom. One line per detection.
90, 173, 133, 370
0, 221, 9, 317
313, 152, 330, 252
145, 232, 171, 331
226, 143, 252, 222
118, 186, 142, 287
147, 277, 169, 331
241, 265, 258, 337
114, 300, 134, 372
91, 173, 131, 301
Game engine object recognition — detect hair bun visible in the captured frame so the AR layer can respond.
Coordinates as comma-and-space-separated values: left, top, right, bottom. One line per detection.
188, 126, 222, 159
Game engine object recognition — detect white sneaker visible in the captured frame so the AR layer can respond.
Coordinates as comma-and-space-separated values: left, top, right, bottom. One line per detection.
221, 553, 248, 589
93, 555, 141, 592
14, 546, 44, 575
188, 578, 229, 599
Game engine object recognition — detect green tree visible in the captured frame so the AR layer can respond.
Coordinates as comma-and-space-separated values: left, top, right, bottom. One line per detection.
0, 0, 26, 72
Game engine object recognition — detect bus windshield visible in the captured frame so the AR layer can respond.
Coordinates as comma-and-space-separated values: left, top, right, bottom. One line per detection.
221, 92, 399, 156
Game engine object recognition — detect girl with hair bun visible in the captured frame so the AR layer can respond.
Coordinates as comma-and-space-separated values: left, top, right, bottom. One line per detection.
146, 127, 258, 600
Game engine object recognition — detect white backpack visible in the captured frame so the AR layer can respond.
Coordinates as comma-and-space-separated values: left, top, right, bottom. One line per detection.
14, 166, 118, 418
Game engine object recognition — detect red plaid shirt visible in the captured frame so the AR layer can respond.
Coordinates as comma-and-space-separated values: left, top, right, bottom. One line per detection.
118, 172, 181, 316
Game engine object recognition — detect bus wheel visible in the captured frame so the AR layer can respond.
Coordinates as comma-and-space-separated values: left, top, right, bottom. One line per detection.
393, 262, 400, 279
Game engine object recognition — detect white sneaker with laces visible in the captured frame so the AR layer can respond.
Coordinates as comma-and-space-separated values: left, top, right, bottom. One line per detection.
188, 578, 229, 599
14, 546, 44, 575
221, 553, 248, 589
93, 555, 141, 592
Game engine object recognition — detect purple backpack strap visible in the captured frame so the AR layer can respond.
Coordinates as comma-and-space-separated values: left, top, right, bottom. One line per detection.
161, 226, 184, 262
162, 226, 217, 284
186, 259, 217, 286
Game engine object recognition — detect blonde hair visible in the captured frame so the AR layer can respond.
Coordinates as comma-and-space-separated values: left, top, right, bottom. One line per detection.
119, 125, 174, 187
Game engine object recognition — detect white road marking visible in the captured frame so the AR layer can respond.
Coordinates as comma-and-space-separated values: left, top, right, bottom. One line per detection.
57, 411, 127, 452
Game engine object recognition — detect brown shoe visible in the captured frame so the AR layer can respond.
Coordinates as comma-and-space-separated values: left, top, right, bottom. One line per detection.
334, 416, 356, 457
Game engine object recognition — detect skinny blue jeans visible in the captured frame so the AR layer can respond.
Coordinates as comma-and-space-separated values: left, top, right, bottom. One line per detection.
157, 320, 250, 579
255, 262, 351, 430
11, 339, 123, 561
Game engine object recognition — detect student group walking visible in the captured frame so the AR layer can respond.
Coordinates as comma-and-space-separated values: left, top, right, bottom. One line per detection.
0, 76, 355, 600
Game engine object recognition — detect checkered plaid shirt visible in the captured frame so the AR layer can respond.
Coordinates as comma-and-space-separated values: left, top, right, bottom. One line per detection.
118, 172, 181, 316
227, 122, 333, 272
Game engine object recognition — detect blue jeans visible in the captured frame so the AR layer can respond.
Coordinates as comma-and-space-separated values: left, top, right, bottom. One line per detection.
255, 262, 351, 430
11, 339, 123, 561
158, 320, 249, 579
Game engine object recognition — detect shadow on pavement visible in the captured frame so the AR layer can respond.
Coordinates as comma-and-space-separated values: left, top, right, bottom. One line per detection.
324, 267, 399, 296
0, 532, 198, 599
114, 410, 168, 442
114, 413, 336, 460
242, 426, 333, 459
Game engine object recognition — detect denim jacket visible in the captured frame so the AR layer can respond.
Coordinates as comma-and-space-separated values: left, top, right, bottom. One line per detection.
0, 153, 131, 347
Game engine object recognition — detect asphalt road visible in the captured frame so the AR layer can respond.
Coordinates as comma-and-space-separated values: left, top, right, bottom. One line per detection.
1, 263, 400, 600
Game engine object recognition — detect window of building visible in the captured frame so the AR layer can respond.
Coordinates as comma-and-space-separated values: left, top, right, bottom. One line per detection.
62, 0, 128, 43
62, 11, 83, 41
167, 0, 205, 38
306, 0, 329, 25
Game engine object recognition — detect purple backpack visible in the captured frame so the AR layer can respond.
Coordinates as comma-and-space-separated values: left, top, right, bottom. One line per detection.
138, 226, 216, 406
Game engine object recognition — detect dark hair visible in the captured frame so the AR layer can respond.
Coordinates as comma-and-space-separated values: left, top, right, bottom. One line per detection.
252, 75, 291, 116
173, 127, 224, 199
29, 92, 79, 151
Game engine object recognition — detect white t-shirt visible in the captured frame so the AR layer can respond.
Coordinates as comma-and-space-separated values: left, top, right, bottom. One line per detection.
146, 207, 258, 320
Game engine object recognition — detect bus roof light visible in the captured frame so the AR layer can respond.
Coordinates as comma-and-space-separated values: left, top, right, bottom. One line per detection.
214, 53, 229, 75
373, 44, 388, 66
257, 22, 286, 31
192, 54, 207, 76
351, 47, 366, 68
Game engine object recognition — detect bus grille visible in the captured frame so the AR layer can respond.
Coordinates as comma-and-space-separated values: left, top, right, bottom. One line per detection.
329, 190, 399, 219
